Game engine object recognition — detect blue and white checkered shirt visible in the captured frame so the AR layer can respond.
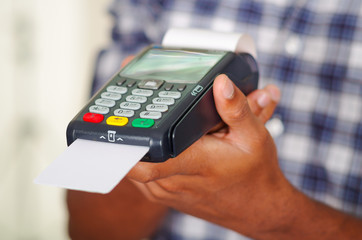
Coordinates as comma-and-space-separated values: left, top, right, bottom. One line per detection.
92, 0, 362, 239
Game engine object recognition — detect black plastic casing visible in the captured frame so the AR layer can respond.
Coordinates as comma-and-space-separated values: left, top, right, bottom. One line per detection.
66, 47, 258, 162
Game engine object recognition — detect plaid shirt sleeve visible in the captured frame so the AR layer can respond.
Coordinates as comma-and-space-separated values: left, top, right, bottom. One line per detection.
92, 0, 362, 239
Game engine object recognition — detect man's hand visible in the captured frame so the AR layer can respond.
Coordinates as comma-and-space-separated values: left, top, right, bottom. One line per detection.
127, 74, 289, 238
127, 75, 362, 240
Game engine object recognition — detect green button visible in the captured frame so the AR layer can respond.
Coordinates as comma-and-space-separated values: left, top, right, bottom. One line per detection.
132, 118, 155, 128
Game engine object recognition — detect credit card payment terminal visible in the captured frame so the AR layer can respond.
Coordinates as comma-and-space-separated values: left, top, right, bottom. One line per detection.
66, 29, 259, 162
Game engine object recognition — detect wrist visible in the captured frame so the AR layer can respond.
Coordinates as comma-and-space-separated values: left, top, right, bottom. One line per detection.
254, 177, 303, 239
230, 171, 303, 239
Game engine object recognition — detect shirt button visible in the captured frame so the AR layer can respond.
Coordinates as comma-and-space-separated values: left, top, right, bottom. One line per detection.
285, 35, 302, 55
265, 117, 284, 138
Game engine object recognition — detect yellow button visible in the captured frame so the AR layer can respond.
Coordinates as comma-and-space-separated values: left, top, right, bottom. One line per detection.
106, 116, 128, 126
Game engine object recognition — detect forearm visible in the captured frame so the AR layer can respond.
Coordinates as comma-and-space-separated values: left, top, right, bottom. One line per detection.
233, 182, 362, 240
280, 188, 362, 240
66, 178, 168, 240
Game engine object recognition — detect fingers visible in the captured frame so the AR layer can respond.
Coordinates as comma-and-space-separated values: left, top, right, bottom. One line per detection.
127, 136, 219, 182
128, 75, 278, 184
213, 74, 259, 137
127, 150, 193, 182
127, 161, 178, 183
129, 179, 158, 201
130, 175, 205, 204
247, 85, 281, 124
121, 55, 135, 68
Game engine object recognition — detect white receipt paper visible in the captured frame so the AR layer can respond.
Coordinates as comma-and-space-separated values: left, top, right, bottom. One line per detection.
34, 139, 149, 194
162, 28, 257, 58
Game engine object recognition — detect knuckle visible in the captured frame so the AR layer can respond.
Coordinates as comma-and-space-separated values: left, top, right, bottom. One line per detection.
156, 179, 183, 193
259, 112, 269, 124
146, 191, 163, 203
228, 101, 250, 121
137, 167, 160, 183
255, 127, 273, 149
148, 186, 170, 202
149, 191, 164, 201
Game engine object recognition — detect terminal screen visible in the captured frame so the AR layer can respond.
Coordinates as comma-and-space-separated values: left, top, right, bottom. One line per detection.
120, 48, 226, 84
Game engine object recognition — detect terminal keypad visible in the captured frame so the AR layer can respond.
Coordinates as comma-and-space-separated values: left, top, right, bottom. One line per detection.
85, 78, 187, 128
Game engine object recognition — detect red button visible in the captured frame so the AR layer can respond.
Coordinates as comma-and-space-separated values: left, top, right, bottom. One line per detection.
83, 112, 104, 123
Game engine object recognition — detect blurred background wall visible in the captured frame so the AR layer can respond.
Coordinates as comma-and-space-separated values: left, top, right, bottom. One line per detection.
0, 0, 111, 239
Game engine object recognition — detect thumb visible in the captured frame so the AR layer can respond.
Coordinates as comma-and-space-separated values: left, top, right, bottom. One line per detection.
213, 74, 259, 136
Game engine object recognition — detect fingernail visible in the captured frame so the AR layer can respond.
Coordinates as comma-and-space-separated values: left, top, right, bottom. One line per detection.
268, 86, 281, 102
223, 77, 234, 99
257, 92, 271, 108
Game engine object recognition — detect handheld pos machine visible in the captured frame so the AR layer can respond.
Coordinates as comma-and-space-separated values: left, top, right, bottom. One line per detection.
35, 28, 259, 193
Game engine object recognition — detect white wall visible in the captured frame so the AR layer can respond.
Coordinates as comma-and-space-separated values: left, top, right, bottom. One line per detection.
0, 0, 111, 239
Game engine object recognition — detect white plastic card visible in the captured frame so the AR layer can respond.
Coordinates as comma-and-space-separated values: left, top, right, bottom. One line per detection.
34, 139, 149, 194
